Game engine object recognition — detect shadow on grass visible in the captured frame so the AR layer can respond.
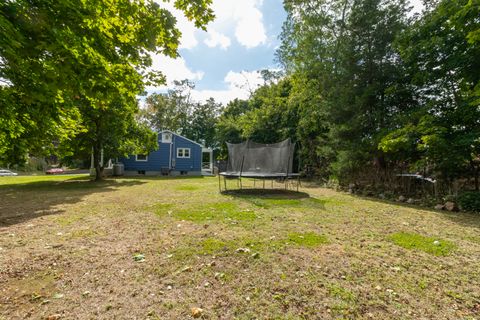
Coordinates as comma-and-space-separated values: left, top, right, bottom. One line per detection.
221, 188, 310, 199
352, 194, 480, 229
0, 176, 146, 227
221, 189, 327, 210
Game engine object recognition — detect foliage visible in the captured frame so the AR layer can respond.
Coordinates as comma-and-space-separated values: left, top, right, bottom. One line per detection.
184, 98, 222, 149
211, 0, 479, 197
143, 80, 196, 134
215, 99, 251, 158
380, 0, 480, 187
0, 0, 214, 179
143, 80, 221, 149
457, 192, 480, 213
268, 0, 479, 192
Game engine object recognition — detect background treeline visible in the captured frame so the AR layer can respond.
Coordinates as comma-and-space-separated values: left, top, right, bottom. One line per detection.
140, 80, 222, 150
1, 0, 478, 204
145, 0, 479, 201
211, 0, 479, 201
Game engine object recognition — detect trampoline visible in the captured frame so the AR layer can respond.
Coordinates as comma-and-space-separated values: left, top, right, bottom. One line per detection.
218, 138, 300, 191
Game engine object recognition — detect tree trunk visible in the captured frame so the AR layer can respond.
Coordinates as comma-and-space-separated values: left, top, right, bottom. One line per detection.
93, 143, 104, 181
474, 163, 479, 191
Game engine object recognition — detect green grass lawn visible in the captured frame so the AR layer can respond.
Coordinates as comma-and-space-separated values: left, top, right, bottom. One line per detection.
1, 175, 479, 319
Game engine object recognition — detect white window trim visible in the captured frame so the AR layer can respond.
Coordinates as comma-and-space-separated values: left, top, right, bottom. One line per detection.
177, 148, 191, 159
135, 154, 148, 162
162, 132, 172, 143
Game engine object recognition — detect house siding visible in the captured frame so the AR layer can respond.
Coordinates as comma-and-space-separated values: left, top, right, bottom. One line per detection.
172, 135, 202, 172
121, 131, 202, 174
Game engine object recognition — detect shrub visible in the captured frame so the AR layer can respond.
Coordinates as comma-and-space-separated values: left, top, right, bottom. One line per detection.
458, 192, 480, 213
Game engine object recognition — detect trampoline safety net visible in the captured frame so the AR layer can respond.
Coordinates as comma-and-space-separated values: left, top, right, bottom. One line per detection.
223, 138, 295, 177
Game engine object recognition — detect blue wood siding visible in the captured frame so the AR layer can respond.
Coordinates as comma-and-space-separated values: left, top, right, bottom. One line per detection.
172, 135, 202, 171
121, 132, 202, 172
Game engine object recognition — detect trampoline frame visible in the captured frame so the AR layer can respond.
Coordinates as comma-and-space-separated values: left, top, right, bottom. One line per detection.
218, 171, 300, 192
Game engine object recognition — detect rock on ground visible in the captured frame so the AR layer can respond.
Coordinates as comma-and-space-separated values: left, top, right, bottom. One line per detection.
444, 201, 458, 212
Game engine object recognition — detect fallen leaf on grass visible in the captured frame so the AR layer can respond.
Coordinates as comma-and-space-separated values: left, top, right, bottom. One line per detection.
180, 266, 192, 272
52, 293, 64, 299
191, 307, 203, 318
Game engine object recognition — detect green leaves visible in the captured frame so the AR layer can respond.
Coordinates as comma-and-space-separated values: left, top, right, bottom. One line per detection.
1, 0, 214, 170
274, 0, 479, 188
173, 0, 215, 30
142, 80, 221, 150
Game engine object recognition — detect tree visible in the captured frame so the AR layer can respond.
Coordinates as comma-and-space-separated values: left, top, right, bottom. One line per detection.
144, 80, 221, 150
0, 0, 214, 180
380, 0, 480, 190
327, 0, 411, 183
143, 79, 196, 134
215, 99, 251, 158
186, 98, 222, 149
277, 0, 411, 183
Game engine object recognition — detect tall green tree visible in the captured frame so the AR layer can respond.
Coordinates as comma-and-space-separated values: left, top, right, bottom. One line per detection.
186, 98, 222, 149
327, 0, 411, 182
278, 0, 411, 182
380, 0, 480, 190
215, 98, 250, 158
143, 79, 196, 134
143, 80, 221, 149
0, 0, 214, 179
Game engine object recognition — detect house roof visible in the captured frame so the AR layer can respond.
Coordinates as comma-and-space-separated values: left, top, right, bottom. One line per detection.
159, 130, 212, 150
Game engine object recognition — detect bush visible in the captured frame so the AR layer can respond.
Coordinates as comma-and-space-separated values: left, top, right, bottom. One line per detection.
458, 192, 480, 213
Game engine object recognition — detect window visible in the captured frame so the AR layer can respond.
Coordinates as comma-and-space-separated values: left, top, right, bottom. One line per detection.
177, 148, 190, 158
162, 132, 172, 143
136, 154, 148, 161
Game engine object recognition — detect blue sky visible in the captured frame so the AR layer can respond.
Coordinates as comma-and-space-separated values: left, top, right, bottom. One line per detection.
149, 0, 423, 105
148, 0, 286, 104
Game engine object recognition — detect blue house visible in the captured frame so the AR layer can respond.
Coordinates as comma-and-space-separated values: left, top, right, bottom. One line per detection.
121, 130, 213, 176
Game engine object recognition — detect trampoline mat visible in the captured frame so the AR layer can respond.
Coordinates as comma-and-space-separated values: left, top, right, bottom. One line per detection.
220, 171, 299, 179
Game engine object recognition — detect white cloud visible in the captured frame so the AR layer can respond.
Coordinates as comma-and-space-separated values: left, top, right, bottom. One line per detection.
204, 30, 231, 50
191, 70, 264, 104
233, 6, 266, 48
409, 0, 424, 15
208, 0, 267, 49
177, 18, 199, 49
224, 70, 264, 92
154, 0, 268, 50
190, 89, 245, 104
147, 54, 204, 90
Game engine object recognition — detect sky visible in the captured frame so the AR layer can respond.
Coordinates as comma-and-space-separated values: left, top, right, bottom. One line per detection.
148, 0, 424, 105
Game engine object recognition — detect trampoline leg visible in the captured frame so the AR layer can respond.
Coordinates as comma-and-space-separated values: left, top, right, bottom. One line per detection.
218, 173, 221, 192
263, 180, 265, 189
240, 178, 242, 189
224, 175, 227, 191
